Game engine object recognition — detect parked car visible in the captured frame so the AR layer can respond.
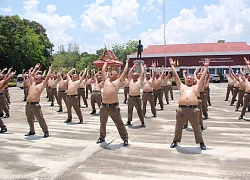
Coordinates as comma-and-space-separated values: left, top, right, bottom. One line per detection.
16, 74, 24, 89
210, 74, 220, 83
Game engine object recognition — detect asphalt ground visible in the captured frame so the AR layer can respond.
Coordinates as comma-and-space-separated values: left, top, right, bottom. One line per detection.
0, 83, 250, 180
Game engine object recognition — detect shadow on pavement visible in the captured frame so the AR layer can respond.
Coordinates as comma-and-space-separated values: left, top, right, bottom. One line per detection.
176, 146, 202, 154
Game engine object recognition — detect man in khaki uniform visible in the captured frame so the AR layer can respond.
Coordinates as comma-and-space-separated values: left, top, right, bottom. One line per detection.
78, 70, 88, 108
123, 77, 129, 104
224, 69, 234, 101
97, 58, 129, 146
125, 63, 145, 127
0, 70, 15, 133
64, 68, 87, 124
85, 75, 92, 99
90, 71, 104, 115
50, 74, 59, 106
152, 65, 164, 110
169, 58, 209, 150
57, 70, 67, 112
25, 63, 52, 138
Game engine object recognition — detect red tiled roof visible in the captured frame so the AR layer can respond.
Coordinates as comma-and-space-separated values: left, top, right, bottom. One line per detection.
108, 50, 118, 60
93, 60, 122, 66
130, 42, 250, 55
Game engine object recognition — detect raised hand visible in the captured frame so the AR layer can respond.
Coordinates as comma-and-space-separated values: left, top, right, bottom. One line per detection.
244, 57, 250, 65
35, 63, 40, 68
168, 58, 175, 66
203, 58, 210, 67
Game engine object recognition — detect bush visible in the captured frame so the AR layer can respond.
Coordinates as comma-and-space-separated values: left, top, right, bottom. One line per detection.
8, 82, 16, 87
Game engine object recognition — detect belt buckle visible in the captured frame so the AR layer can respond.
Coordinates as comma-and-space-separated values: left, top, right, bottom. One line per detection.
106, 104, 110, 107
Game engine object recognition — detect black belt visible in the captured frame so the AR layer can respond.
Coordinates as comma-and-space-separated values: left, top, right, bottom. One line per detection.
161, 86, 166, 88
86, 84, 91, 86
245, 92, 250, 95
228, 85, 233, 87
153, 89, 162, 91
239, 90, 244, 92
129, 95, 140, 98
5, 87, 8, 89
143, 91, 153, 94
102, 102, 118, 107
179, 105, 197, 108
60, 90, 66, 92
124, 87, 129, 88
78, 88, 85, 89
51, 88, 56, 90
27, 102, 39, 105
67, 94, 77, 97
93, 90, 101, 92
200, 92, 204, 94
0, 93, 3, 95
234, 87, 239, 89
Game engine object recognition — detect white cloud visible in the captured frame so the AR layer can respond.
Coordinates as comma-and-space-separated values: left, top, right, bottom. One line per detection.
103, 32, 123, 48
142, 0, 163, 11
1, 6, 12, 14
139, 0, 250, 47
22, 0, 76, 51
80, 0, 140, 32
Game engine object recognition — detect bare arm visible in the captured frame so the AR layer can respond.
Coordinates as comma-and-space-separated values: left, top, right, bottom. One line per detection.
140, 63, 145, 81
67, 68, 75, 81
102, 62, 108, 80
79, 68, 87, 83
169, 58, 182, 89
43, 65, 53, 86
119, 58, 130, 83
0, 71, 16, 91
0, 68, 7, 75
197, 59, 210, 91
244, 57, 250, 70
182, 69, 187, 81
128, 63, 136, 81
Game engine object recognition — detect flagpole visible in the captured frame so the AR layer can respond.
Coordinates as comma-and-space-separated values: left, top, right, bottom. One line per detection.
163, 0, 167, 68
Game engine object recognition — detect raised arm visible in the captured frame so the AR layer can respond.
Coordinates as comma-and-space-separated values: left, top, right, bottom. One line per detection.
43, 65, 53, 86
0, 68, 7, 75
79, 68, 87, 83
244, 57, 250, 70
140, 63, 145, 81
128, 63, 136, 81
67, 68, 75, 81
119, 58, 129, 83
182, 69, 187, 81
0, 71, 16, 91
197, 59, 210, 91
194, 66, 201, 81
169, 58, 182, 89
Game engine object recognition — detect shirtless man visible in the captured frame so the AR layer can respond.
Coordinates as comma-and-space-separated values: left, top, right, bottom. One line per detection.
78, 70, 88, 108
85, 74, 92, 99
238, 57, 250, 119
96, 59, 130, 146
125, 63, 145, 127
0, 68, 12, 118
90, 71, 104, 115
204, 72, 211, 106
169, 58, 208, 150
161, 70, 168, 104
0, 70, 15, 133
47, 75, 53, 102
57, 70, 67, 112
25, 63, 52, 138
123, 76, 129, 104
230, 70, 240, 106
224, 69, 234, 101
165, 68, 174, 104
50, 74, 59, 106
230, 67, 245, 111
64, 68, 87, 124
22, 69, 30, 101
152, 65, 164, 110
142, 67, 156, 117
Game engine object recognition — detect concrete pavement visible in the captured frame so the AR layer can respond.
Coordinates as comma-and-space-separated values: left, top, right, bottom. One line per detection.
0, 83, 250, 180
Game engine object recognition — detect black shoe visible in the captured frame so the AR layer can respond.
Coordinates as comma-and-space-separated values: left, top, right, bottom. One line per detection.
183, 125, 188, 129
57, 110, 63, 112
86, 105, 88, 108
235, 109, 239, 112
0, 113, 3, 117
140, 122, 146, 128
201, 125, 205, 131
64, 119, 72, 123
123, 101, 127, 104
224, 99, 228, 101
123, 140, 128, 146
47, 100, 51, 102
125, 121, 132, 126
90, 110, 96, 115
4, 113, 9, 118
161, 107, 163, 110
25, 132, 36, 136
0, 127, 7, 133
238, 115, 243, 120
204, 115, 209, 119
23, 99, 26, 101
200, 142, 206, 150
153, 114, 157, 117
50, 104, 54, 107
96, 138, 105, 144
79, 120, 85, 124
44, 132, 49, 138
170, 141, 178, 148
208, 103, 211, 106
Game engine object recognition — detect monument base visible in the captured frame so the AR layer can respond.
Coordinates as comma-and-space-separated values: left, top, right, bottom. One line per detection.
133, 59, 144, 74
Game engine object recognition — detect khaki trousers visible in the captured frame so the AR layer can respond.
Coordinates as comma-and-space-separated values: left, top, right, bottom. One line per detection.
91, 91, 102, 111
4, 88, 10, 104
169, 85, 174, 100
99, 104, 128, 141
230, 88, 239, 105
124, 87, 129, 103
200, 92, 208, 117
142, 92, 156, 116
0, 93, 9, 114
66, 95, 83, 120
184, 99, 203, 126
86, 85, 92, 99
225, 85, 233, 101
0, 118, 6, 128
153, 89, 163, 108
24, 87, 29, 100
236, 90, 244, 110
48, 86, 52, 101
51, 88, 58, 106
78, 88, 88, 106
204, 87, 211, 105
25, 103, 48, 133
241, 93, 250, 116
127, 96, 144, 123
161, 86, 168, 104
58, 90, 67, 110
173, 107, 204, 144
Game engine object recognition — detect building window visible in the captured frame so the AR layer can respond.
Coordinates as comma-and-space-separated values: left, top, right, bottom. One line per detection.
209, 68, 215, 74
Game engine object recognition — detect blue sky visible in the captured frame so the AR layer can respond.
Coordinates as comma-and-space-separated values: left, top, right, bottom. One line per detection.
1, 0, 250, 54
